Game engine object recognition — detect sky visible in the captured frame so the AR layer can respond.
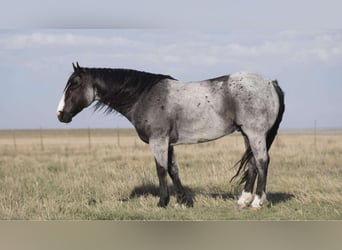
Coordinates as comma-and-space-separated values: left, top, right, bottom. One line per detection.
0, 1, 341, 130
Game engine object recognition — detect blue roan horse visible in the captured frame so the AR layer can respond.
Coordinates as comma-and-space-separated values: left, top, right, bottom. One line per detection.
57, 63, 285, 209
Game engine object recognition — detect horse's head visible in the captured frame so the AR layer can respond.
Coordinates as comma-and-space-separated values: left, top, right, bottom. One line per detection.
57, 62, 97, 123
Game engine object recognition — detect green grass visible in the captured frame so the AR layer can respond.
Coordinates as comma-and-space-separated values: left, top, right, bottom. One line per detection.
0, 129, 341, 220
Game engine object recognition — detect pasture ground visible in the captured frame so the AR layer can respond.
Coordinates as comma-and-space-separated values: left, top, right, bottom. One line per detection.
0, 128, 341, 220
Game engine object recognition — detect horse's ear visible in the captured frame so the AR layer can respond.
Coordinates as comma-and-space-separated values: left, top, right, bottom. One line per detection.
72, 62, 77, 72
73, 62, 84, 74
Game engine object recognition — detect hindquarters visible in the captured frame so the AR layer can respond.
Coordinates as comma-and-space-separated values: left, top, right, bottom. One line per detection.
229, 73, 285, 208
229, 73, 280, 133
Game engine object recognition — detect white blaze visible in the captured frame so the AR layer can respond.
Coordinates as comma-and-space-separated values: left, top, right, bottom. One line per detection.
57, 92, 66, 113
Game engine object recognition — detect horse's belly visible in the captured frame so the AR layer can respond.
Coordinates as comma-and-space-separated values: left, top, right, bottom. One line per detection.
166, 80, 236, 145
174, 130, 225, 145
172, 116, 234, 145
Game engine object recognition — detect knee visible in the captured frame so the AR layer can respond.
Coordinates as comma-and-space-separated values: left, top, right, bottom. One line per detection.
157, 165, 167, 177
168, 165, 179, 176
258, 152, 269, 164
255, 155, 269, 171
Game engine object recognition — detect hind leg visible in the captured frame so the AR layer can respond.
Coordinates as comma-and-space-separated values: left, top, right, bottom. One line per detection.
237, 136, 257, 208
237, 159, 257, 208
247, 134, 269, 208
167, 147, 193, 207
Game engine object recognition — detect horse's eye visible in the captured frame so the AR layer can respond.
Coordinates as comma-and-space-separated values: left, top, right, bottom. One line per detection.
69, 77, 82, 90
70, 82, 81, 90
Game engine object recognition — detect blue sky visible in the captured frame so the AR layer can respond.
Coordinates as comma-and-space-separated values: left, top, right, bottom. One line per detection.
0, 1, 341, 129
0, 29, 341, 129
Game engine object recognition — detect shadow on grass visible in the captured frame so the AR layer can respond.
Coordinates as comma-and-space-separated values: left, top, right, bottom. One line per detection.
210, 192, 235, 201
267, 192, 295, 205
121, 184, 294, 207
129, 183, 159, 198
120, 183, 195, 206
209, 191, 295, 205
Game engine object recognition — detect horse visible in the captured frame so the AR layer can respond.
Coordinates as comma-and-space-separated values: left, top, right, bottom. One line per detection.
57, 62, 285, 209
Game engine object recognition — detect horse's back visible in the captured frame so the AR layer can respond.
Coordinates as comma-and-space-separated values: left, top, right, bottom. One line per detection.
229, 72, 273, 93
132, 72, 281, 144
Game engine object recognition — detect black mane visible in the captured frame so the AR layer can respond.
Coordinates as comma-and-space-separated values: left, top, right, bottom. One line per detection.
86, 68, 176, 114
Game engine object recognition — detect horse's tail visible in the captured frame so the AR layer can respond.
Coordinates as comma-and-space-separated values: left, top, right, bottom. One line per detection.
266, 80, 285, 150
230, 80, 285, 184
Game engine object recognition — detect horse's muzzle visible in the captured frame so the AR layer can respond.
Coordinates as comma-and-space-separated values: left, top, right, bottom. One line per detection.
57, 111, 72, 123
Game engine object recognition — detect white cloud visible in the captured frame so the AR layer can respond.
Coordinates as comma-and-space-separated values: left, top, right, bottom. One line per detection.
1, 29, 341, 129
126, 30, 342, 68
0, 32, 138, 49
290, 32, 342, 63
2, 30, 342, 74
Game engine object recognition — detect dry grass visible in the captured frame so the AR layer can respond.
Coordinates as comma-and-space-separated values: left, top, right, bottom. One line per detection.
0, 129, 341, 220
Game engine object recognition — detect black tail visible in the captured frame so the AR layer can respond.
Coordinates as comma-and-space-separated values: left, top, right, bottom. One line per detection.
230, 80, 285, 184
266, 80, 285, 150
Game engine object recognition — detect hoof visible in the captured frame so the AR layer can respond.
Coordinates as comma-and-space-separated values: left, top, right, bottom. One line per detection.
174, 203, 187, 209
157, 197, 170, 208
237, 191, 253, 208
250, 192, 267, 209
157, 201, 167, 208
176, 195, 194, 208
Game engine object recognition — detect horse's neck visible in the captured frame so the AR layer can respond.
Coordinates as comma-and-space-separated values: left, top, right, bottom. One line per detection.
93, 76, 135, 119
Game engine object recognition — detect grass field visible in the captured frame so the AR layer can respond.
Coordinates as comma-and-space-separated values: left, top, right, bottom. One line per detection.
0, 128, 341, 220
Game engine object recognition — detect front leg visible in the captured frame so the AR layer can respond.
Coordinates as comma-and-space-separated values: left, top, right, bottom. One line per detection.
150, 136, 170, 208
168, 146, 193, 207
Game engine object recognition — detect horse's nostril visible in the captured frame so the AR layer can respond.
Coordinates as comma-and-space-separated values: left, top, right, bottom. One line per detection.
57, 110, 72, 123
57, 111, 63, 119
57, 111, 63, 122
